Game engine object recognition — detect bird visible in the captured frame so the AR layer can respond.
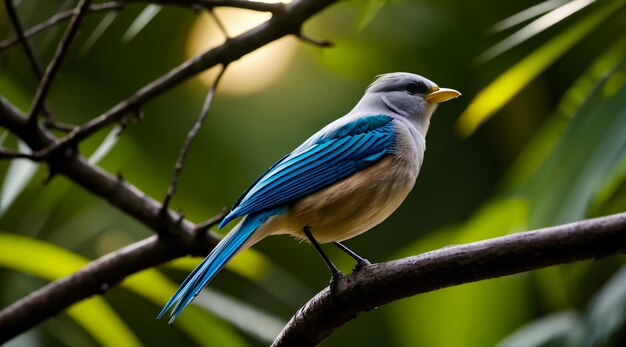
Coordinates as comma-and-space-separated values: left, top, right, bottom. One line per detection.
158, 72, 460, 322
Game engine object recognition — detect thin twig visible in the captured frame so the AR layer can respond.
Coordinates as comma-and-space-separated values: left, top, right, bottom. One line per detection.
43, 119, 77, 132
0, 0, 284, 52
0, 147, 36, 160
4, 0, 58, 122
0, 2, 124, 51
124, 0, 286, 13
209, 9, 230, 39
30, 0, 336, 160
296, 32, 333, 47
195, 207, 229, 232
4, 0, 44, 77
27, 0, 92, 128
161, 66, 227, 212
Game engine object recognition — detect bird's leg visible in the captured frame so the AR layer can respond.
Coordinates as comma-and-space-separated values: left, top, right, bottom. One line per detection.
333, 242, 371, 271
303, 225, 344, 286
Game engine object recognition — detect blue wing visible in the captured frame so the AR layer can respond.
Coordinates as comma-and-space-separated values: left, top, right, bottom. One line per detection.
219, 115, 396, 228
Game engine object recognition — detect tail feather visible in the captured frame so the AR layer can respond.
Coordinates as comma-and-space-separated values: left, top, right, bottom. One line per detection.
158, 207, 286, 322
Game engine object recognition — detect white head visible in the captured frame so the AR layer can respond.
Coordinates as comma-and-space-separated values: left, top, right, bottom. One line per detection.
351, 72, 460, 134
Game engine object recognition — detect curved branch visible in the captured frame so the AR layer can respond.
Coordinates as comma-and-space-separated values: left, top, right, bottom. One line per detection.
124, 0, 286, 13
34, 0, 336, 159
0, 97, 196, 237
0, 231, 221, 343
272, 212, 626, 346
0, 0, 337, 341
0, 0, 285, 52
0, 2, 124, 51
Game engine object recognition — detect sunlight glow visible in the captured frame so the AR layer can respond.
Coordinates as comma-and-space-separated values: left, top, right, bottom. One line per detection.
186, 2, 297, 95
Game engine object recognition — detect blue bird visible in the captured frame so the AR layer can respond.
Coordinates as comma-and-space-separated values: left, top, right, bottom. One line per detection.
159, 72, 460, 322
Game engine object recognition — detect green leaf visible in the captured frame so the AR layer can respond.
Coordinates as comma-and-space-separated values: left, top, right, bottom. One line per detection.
558, 36, 626, 118
524, 58, 626, 228
496, 312, 583, 347
122, 268, 248, 347
0, 233, 142, 347
122, 5, 162, 43
389, 198, 530, 346
356, 0, 386, 30
589, 151, 626, 215
165, 253, 287, 343
88, 125, 122, 165
478, 0, 597, 63
167, 249, 313, 309
193, 288, 286, 344
0, 141, 39, 217
0, 130, 8, 146
501, 36, 626, 192
585, 264, 626, 346
0, 233, 249, 346
80, 11, 119, 56
457, 0, 625, 136
388, 276, 530, 346
489, 0, 569, 33
395, 197, 528, 259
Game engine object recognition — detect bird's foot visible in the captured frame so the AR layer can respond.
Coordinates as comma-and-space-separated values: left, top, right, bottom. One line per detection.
329, 270, 344, 293
353, 258, 371, 272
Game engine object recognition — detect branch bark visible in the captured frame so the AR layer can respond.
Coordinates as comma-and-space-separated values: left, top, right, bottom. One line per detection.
0, 0, 337, 341
0, 232, 221, 343
0, 0, 285, 52
33, 0, 335, 160
272, 212, 626, 346
0, 97, 197, 237
0, 2, 124, 51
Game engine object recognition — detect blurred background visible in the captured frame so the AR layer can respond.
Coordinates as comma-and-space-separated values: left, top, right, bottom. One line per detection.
1, 0, 626, 345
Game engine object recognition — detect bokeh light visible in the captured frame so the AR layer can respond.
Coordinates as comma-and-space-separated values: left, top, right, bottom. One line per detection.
186, 2, 297, 95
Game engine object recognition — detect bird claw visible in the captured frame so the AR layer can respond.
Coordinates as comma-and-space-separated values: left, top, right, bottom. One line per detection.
353, 259, 371, 272
329, 271, 344, 293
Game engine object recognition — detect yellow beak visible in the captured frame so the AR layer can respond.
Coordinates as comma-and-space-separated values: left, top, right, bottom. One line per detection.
426, 87, 461, 104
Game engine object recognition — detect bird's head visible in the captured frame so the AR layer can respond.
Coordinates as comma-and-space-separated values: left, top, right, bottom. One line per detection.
359, 72, 460, 133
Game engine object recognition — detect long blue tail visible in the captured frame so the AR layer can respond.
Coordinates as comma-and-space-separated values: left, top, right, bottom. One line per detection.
158, 207, 286, 322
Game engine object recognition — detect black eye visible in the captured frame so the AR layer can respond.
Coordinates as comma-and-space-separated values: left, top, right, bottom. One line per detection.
405, 81, 429, 95
405, 82, 419, 94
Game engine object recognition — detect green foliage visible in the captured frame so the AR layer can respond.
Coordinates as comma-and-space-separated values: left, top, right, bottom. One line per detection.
389, 198, 529, 346
0, 233, 142, 347
2, 0, 626, 345
457, 0, 626, 136
498, 264, 626, 347
521, 57, 626, 228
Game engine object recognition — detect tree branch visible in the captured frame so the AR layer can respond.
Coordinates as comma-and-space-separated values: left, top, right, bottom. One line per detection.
4, 0, 45, 78
0, 147, 37, 160
31, 0, 337, 160
27, 0, 92, 127
0, 0, 284, 52
161, 66, 226, 213
0, 0, 338, 340
0, 97, 194, 237
0, 2, 124, 52
123, 0, 286, 13
272, 212, 626, 346
4, 0, 59, 123
0, 227, 222, 343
